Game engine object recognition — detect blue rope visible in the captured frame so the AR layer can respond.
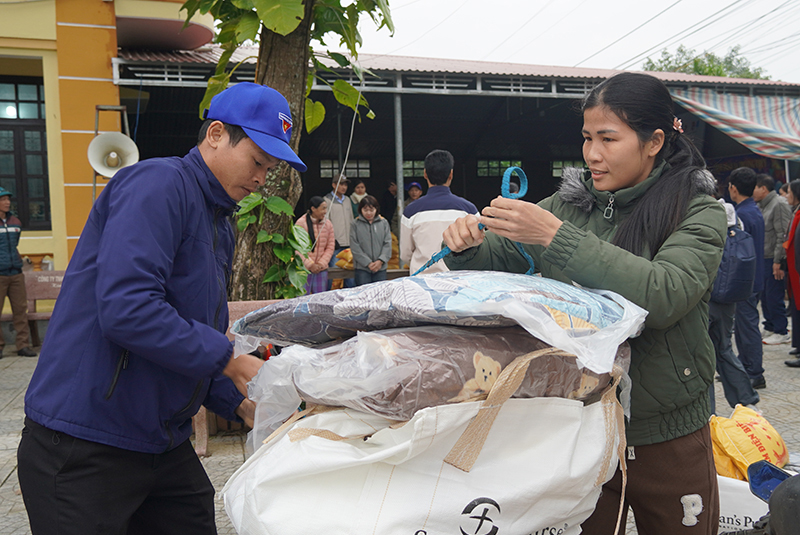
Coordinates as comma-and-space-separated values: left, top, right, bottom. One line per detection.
411, 166, 536, 276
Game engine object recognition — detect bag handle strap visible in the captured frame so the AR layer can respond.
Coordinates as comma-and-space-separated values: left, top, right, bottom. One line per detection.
444, 347, 571, 472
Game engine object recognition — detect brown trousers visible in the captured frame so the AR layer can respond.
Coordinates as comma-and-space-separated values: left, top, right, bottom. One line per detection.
0, 272, 30, 350
581, 424, 720, 535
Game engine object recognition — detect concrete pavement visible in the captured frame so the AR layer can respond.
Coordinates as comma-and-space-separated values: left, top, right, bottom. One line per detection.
2, 339, 800, 534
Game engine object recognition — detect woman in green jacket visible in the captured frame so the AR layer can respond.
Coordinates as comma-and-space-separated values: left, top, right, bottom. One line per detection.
443, 73, 726, 535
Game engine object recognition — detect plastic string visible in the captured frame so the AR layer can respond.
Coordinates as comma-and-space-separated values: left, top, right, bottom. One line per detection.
411, 166, 536, 276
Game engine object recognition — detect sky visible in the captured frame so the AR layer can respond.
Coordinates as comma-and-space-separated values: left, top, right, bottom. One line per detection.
351, 0, 800, 83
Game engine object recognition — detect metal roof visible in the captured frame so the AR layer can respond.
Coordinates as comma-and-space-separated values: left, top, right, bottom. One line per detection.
115, 45, 800, 97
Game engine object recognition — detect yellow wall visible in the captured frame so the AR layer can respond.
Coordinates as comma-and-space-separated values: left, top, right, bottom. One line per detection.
1, 0, 213, 269
55, 0, 119, 258
0, 0, 56, 41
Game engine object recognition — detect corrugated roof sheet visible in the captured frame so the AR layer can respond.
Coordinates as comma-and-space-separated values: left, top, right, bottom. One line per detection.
117, 46, 800, 88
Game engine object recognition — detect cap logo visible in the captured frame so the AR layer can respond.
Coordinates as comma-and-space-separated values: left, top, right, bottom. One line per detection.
278, 112, 292, 134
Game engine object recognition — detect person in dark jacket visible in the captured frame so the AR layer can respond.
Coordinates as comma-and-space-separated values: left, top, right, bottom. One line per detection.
17, 82, 306, 535
443, 73, 726, 534
0, 187, 36, 358
350, 195, 392, 286
728, 167, 767, 389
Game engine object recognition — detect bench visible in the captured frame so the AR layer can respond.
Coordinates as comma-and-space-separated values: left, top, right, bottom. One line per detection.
328, 267, 409, 280
0, 270, 64, 347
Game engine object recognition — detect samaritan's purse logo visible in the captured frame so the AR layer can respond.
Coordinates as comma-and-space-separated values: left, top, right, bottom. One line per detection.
460, 497, 501, 535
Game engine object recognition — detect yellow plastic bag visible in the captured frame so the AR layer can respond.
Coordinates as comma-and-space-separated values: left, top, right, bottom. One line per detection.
710, 405, 789, 480
335, 248, 353, 270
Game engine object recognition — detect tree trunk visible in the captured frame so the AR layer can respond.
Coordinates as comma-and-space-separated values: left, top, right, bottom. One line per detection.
229, 0, 315, 301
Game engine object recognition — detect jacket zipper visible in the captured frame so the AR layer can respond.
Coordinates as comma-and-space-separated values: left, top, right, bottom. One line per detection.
164, 379, 205, 450
603, 193, 616, 220
104, 349, 129, 400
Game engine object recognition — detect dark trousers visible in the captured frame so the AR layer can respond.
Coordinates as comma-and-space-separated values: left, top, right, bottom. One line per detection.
354, 268, 387, 286
17, 418, 216, 535
708, 300, 759, 413
734, 293, 764, 380
0, 272, 31, 350
581, 425, 719, 535
760, 259, 788, 334
791, 295, 800, 349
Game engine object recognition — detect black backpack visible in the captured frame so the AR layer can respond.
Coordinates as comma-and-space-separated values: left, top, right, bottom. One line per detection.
711, 224, 757, 303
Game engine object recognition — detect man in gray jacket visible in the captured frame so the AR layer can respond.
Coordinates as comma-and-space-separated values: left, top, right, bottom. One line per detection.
754, 174, 793, 345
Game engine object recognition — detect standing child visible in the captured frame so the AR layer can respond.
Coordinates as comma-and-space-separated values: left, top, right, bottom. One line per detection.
350, 195, 392, 286
295, 196, 335, 294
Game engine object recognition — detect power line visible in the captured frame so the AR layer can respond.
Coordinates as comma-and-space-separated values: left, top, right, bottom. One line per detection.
613, 0, 748, 70
380, 0, 472, 56
500, 0, 591, 63
479, 1, 556, 60
573, 0, 684, 67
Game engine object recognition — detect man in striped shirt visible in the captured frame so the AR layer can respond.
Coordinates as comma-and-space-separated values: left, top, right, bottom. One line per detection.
401, 150, 478, 274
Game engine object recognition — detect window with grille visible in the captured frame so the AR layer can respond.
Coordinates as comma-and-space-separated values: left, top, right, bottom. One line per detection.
320, 159, 371, 179
477, 159, 522, 178
403, 160, 425, 179
0, 77, 50, 230
551, 160, 585, 178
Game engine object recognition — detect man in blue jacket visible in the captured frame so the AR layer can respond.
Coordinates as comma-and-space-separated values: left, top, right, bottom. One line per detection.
728, 167, 767, 390
17, 83, 306, 535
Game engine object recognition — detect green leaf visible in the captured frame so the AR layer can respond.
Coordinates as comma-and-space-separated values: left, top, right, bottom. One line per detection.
256, 230, 274, 244
304, 98, 326, 134
290, 224, 312, 252
332, 79, 369, 112
264, 195, 294, 217
197, 72, 231, 119
252, 0, 305, 36
262, 264, 284, 283
270, 233, 285, 244
366, 109, 376, 120
329, 52, 350, 68
287, 264, 309, 289
231, 0, 255, 8
236, 213, 256, 232
273, 244, 294, 263
236, 11, 261, 43
237, 192, 264, 215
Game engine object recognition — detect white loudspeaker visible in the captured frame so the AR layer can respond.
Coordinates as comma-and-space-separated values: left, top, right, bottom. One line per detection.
87, 132, 139, 178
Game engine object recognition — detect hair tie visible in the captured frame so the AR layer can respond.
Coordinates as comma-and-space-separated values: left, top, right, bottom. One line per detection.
673, 117, 684, 134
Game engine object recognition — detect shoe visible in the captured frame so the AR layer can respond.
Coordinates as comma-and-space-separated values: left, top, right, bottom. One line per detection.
790, 347, 800, 355
16, 347, 38, 357
786, 359, 800, 368
761, 327, 774, 338
745, 404, 762, 415
763, 332, 791, 345
751, 376, 767, 389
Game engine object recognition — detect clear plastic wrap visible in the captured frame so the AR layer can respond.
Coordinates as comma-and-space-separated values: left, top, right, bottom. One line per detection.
233, 271, 646, 374
246, 325, 630, 453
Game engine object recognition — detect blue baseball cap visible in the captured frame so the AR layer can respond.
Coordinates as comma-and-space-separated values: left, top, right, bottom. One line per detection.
0, 187, 12, 198
406, 181, 422, 191
203, 82, 307, 172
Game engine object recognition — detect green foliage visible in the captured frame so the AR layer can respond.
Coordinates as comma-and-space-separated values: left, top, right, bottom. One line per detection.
181, 0, 393, 128
237, 192, 312, 297
643, 45, 769, 80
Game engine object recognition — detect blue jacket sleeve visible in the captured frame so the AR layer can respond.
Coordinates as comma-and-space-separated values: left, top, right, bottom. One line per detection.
94, 162, 233, 379
204, 374, 246, 421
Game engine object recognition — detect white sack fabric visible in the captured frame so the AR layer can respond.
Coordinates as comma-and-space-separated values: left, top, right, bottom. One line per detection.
224, 351, 627, 535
